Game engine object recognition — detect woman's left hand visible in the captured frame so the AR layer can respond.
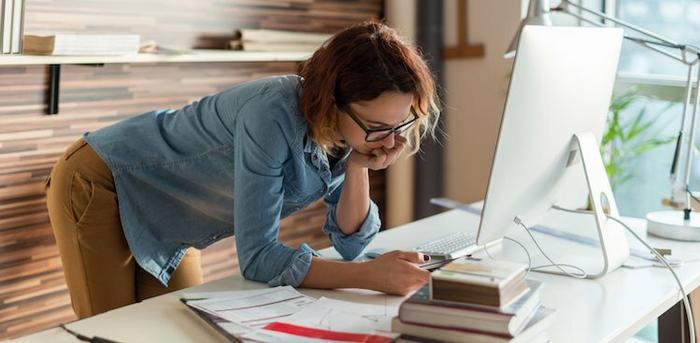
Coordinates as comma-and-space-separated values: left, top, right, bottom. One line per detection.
348, 134, 407, 171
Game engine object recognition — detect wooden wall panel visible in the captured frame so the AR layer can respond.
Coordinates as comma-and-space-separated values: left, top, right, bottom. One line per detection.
0, 0, 383, 339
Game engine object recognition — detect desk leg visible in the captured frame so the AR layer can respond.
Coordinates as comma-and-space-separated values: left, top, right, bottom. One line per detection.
659, 297, 693, 343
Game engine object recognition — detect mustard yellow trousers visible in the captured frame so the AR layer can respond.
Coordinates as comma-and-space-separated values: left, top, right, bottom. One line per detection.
46, 138, 203, 319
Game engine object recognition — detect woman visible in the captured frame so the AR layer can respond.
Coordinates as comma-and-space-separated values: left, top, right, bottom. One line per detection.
46, 20, 440, 319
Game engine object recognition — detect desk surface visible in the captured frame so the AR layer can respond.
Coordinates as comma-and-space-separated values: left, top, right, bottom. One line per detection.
11, 207, 700, 343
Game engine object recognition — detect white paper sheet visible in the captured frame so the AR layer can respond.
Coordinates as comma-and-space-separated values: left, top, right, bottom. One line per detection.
181, 287, 280, 300
241, 297, 399, 342
186, 286, 316, 328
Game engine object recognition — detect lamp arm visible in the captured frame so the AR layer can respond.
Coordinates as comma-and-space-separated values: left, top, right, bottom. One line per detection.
551, 2, 699, 65
681, 67, 700, 210
557, 0, 684, 49
552, 8, 690, 64
549, 0, 700, 211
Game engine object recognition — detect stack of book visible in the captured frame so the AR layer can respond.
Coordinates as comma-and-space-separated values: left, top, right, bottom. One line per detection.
228, 29, 330, 52
22, 34, 141, 55
392, 258, 555, 343
1, 0, 25, 54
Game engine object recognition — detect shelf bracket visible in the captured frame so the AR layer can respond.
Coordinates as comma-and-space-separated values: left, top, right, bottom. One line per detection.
47, 64, 60, 115
46, 63, 105, 115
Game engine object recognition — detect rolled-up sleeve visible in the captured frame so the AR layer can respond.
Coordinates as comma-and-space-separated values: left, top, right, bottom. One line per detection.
232, 97, 316, 287
322, 180, 381, 261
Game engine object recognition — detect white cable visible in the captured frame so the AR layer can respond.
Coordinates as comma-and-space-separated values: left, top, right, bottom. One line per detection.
484, 237, 533, 273
484, 208, 695, 342
606, 215, 696, 343
530, 263, 588, 277
551, 205, 696, 343
482, 240, 497, 260
513, 217, 588, 279
505, 237, 532, 271
483, 220, 588, 278
551, 205, 591, 215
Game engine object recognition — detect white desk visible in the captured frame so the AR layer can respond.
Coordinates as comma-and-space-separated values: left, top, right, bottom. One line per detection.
11, 207, 700, 343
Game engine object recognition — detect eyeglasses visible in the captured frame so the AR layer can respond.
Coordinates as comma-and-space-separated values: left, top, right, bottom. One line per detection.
340, 104, 418, 142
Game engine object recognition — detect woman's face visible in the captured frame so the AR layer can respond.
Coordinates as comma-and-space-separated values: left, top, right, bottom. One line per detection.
336, 91, 414, 155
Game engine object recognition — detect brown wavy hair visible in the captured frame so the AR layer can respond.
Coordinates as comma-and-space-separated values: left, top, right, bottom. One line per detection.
297, 20, 440, 155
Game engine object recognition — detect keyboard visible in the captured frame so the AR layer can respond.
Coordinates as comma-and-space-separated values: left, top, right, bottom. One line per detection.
414, 232, 477, 259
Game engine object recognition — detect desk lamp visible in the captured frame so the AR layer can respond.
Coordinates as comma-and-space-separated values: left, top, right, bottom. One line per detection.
506, 0, 700, 241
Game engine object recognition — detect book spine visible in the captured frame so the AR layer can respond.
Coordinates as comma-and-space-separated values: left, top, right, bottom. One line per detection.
7, 0, 11, 53
16, 0, 23, 53
10, 0, 23, 53
51, 34, 140, 55
0, 0, 4, 52
2, 0, 12, 53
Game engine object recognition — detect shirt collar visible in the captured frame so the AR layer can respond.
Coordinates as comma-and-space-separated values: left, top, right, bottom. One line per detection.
303, 135, 351, 174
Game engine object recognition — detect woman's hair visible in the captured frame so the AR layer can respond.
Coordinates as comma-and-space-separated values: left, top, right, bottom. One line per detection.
297, 20, 440, 155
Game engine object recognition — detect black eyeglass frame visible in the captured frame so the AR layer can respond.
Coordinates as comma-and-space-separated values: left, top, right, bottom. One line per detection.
339, 104, 419, 142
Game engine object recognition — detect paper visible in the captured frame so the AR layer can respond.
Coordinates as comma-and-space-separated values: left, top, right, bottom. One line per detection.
186, 286, 315, 328
241, 297, 398, 342
183, 287, 400, 342
181, 287, 278, 300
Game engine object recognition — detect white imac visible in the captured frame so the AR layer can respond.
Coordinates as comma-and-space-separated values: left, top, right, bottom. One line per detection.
476, 25, 629, 278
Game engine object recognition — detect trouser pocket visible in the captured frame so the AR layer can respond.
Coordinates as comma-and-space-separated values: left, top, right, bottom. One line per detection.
70, 171, 96, 225
70, 171, 118, 229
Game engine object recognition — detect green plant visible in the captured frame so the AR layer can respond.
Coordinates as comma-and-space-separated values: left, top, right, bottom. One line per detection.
601, 88, 675, 190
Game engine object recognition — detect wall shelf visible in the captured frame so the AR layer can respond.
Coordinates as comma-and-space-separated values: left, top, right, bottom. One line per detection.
0, 50, 311, 65
0, 50, 312, 114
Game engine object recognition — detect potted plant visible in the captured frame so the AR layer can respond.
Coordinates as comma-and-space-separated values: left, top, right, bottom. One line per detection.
601, 88, 675, 191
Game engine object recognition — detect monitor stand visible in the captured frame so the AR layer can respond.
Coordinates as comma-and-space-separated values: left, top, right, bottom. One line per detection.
561, 132, 630, 278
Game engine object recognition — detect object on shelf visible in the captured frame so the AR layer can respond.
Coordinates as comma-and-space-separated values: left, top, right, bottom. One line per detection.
22, 34, 140, 55
138, 40, 189, 55
229, 29, 330, 52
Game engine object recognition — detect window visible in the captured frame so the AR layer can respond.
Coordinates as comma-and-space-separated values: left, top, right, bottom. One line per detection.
616, 0, 700, 76
601, 0, 699, 222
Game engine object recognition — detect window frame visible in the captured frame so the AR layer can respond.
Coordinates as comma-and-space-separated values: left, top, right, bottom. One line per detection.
605, 0, 696, 98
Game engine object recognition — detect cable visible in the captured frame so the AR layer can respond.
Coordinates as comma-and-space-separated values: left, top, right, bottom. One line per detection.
482, 205, 695, 342
551, 205, 696, 343
551, 205, 592, 215
484, 237, 532, 273
687, 187, 700, 206
482, 221, 587, 278
60, 324, 92, 342
513, 217, 588, 279
59, 324, 121, 343
482, 240, 496, 260
606, 215, 696, 343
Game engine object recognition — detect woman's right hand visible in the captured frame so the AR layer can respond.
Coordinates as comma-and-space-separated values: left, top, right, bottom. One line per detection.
362, 250, 431, 296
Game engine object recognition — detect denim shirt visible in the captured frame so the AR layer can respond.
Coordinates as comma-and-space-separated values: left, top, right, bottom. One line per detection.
83, 75, 381, 287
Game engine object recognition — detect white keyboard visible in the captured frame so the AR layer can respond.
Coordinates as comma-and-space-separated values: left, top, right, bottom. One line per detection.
414, 232, 477, 259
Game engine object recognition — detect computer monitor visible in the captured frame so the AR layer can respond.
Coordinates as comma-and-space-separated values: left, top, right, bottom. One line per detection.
476, 25, 629, 278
